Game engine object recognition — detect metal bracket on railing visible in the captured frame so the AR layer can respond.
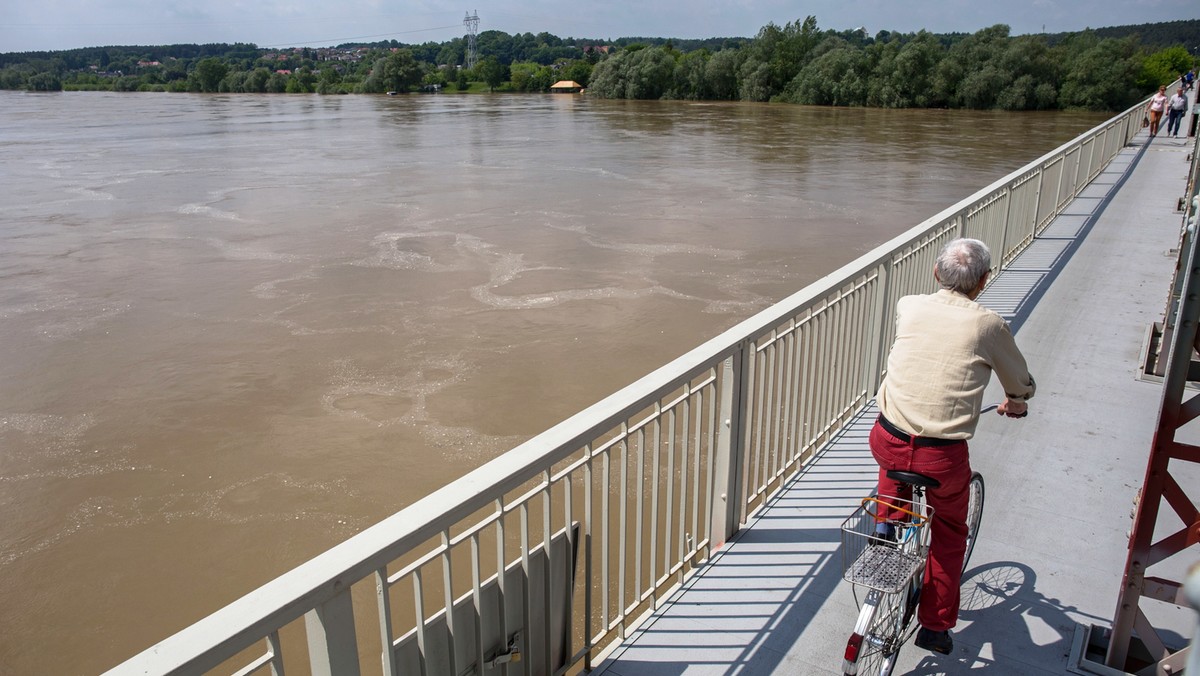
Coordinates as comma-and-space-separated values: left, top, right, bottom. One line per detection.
483, 632, 521, 671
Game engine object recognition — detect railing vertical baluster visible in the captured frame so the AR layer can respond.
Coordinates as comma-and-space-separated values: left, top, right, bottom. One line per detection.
690, 384, 703, 556
800, 315, 817, 453
649, 404, 661, 600
768, 331, 784, 482
787, 317, 805, 463
584, 442, 595, 671
267, 631, 285, 676
494, 498, 507, 676
755, 337, 772, 493
440, 531, 457, 676
664, 404, 677, 585
860, 275, 875, 399
812, 311, 829, 446
873, 259, 892, 396
844, 285, 862, 412
781, 321, 798, 468
617, 431, 628, 636
831, 292, 847, 425
704, 372, 717, 550
678, 388, 690, 574
519, 503, 532, 674
542, 472, 553, 673
471, 534, 484, 676
999, 182, 1016, 267
376, 568, 396, 676
413, 570, 428, 676
634, 424, 645, 607
602, 433, 614, 637
564, 460, 576, 668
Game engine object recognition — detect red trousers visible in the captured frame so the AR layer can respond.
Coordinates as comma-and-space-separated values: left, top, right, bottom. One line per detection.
869, 419, 971, 632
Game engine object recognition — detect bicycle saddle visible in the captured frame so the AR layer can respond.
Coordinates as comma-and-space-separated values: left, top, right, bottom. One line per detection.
885, 469, 941, 489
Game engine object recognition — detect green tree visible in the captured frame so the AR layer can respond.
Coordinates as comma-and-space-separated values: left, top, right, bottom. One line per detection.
1058, 34, 1140, 110
476, 31, 516, 64
586, 51, 629, 98
869, 31, 944, 108
782, 43, 870, 106
624, 48, 675, 99
27, 71, 62, 91
380, 49, 421, 92
509, 61, 541, 91
933, 24, 1010, 106
672, 49, 710, 99
0, 66, 27, 89
587, 47, 676, 99
244, 67, 270, 92
266, 72, 289, 93
561, 60, 593, 88
194, 57, 228, 92
477, 57, 509, 92
1139, 45, 1194, 91
705, 49, 740, 100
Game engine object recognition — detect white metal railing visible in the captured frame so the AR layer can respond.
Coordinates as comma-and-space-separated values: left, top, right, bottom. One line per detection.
106, 101, 1148, 676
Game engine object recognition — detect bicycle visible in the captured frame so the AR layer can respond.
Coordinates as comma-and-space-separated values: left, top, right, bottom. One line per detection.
839, 446, 987, 675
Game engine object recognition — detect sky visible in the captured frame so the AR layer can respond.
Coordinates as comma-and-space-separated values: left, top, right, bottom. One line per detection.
1, 0, 1198, 53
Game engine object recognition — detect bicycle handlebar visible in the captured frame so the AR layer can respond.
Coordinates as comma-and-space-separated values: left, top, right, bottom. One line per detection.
982, 402, 1028, 418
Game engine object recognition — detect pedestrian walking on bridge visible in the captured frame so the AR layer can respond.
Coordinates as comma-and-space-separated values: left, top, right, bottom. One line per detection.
1166, 87, 1188, 138
1147, 86, 1168, 139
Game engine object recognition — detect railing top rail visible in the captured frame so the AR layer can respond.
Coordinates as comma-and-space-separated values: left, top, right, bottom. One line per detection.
107, 99, 1148, 675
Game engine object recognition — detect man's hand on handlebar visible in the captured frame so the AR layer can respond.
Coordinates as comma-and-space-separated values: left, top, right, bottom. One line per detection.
997, 400, 1028, 418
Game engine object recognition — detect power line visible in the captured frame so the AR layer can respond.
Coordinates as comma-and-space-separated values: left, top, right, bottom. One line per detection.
0, 17, 466, 50
261, 24, 463, 49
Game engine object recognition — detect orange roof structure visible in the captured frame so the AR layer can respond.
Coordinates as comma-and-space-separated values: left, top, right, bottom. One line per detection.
550, 80, 583, 91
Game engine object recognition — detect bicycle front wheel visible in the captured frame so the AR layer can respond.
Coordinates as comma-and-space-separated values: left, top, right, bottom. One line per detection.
961, 472, 985, 573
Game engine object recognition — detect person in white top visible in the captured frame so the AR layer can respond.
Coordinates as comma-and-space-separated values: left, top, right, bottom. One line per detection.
1147, 85, 1168, 139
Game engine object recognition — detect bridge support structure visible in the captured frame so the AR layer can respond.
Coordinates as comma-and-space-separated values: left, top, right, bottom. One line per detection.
1105, 137, 1200, 674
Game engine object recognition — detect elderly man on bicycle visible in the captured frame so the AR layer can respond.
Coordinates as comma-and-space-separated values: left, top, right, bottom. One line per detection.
871, 237, 1035, 655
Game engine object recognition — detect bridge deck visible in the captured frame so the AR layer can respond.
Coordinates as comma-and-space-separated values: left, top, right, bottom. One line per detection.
594, 128, 1198, 674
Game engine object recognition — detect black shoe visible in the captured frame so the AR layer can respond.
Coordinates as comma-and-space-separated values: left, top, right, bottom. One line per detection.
869, 523, 896, 547
915, 627, 953, 654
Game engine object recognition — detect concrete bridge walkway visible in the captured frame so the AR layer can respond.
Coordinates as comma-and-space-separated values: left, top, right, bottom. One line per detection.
594, 124, 1198, 674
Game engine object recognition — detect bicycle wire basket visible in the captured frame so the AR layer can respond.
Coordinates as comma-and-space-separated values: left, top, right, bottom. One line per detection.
841, 495, 931, 594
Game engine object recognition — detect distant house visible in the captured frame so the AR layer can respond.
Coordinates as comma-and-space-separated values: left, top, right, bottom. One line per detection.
550, 80, 583, 93
275, 69, 292, 75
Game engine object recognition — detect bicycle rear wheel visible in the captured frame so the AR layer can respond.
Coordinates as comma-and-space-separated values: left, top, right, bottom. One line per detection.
961, 472, 985, 573
843, 589, 904, 676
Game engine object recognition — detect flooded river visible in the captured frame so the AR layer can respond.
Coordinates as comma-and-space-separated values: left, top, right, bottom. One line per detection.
0, 90, 1107, 673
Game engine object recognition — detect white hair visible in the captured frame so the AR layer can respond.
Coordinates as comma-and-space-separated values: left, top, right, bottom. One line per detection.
935, 238, 991, 294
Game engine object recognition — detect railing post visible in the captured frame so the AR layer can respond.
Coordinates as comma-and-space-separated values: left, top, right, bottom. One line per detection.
1030, 164, 1045, 236
999, 183, 1016, 269
710, 347, 750, 547
1070, 142, 1084, 202
865, 260, 892, 396
1051, 156, 1065, 218
305, 588, 361, 676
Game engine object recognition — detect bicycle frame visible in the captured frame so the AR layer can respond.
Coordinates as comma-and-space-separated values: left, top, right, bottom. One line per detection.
841, 483, 933, 675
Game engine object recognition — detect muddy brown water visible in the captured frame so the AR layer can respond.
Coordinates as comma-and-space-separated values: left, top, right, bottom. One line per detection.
0, 90, 1108, 673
